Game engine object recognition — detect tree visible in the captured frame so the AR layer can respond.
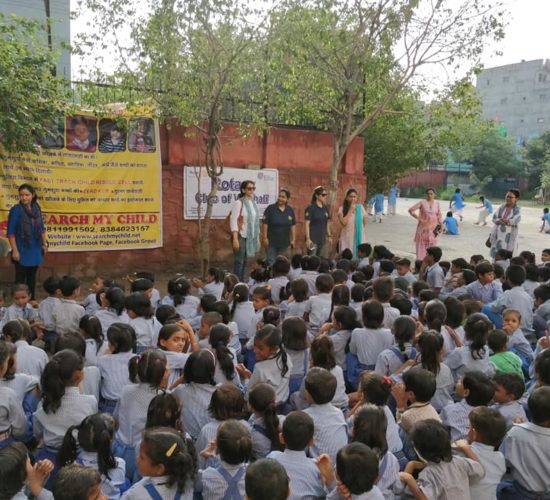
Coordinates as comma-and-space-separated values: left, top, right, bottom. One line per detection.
470, 127, 521, 180
525, 132, 550, 192
0, 14, 67, 153
75, 0, 267, 273
264, 0, 505, 208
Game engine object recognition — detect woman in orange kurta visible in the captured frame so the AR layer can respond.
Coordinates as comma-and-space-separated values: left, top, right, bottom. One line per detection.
408, 188, 442, 260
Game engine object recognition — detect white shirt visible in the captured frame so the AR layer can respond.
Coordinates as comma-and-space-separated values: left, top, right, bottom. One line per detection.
97, 352, 134, 401
349, 327, 393, 366
14, 340, 48, 379
248, 354, 292, 405
52, 299, 85, 335
469, 442, 506, 500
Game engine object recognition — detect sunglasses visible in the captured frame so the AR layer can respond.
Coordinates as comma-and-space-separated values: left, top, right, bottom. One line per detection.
319, 192, 328, 196
245, 186, 256, 191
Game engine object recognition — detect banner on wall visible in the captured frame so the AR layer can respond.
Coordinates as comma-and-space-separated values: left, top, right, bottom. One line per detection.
183, 166, 279, 219
0, 113, 163, 252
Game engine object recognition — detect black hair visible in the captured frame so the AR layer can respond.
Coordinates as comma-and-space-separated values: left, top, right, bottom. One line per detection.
440, 261, 451, 274
210, 300, 231, 324
125, 292, 154, 318
352, 404, 388, 457
291, 253, 303, 269
255, 325, 289, 377
41, 349, 84, 414
333, 305, 360, 331
200, 294, 218, 312
157, 323, 184, 348
379, 259, 394, 275
310, 336, 336, 370
208, 383, 244, 421
419, 289, 436, 303
130, 277, 153, 293
487, 329, 507, 353
469, 406, 506, 448
528, 386, 550, 425
357, 243, 372, 256
103, 287, 126, 315
390, 295, 412, 315
305, 367, 336, 404
58, 413, 117, 478
425, 299, 447, 331
340, 248, 354, 260
53, 464, 102, 500
281, 316, 308, 351
410, 419, 452, 463
216, 419, 252, 465
79, 315, 104, 353
128, 348, 167, 388
462, 269, 477, 285
60, 275, 80, 297
463, 371, 495, 406
464, 313, 491, 360
0, 442, 29, 499
315, 273, 335, 294
290, 278, 309, 302
525, 263, 539, 282
443, 297, 465, 328
372, 277, 393, 302
222, 273, 239, 300
358, 371, 392, 406
183, 350, 216, 385
155, 305, 180, 326
282, 411, 314, 450
411, 280, 429, 297
534, 284, 550, 303
107, 323, 136, 353
329, 284, 350, 319
209, 324, 235, 381
2, 319, 32, 343
248, 383, 282, 452
373, 245, 393, 260
54, 332, 86, 356
2, 342, 16, 380
336, 259, 352, 274
361, 300, 384, 329
350, 284, 366, 302
402, 367, 436, 402
519, 250, 536, 264
245, 459, 289, 500
141, 427, 197, 492
505, 265, 526, 287
495, 249, 513, 261
167, 276, 191, 306
262, 306, 281, 327
201, 311, 223, 329
272, 256, 291, 276
493, 372, 525, 400
392, 316, 416, 361
230, 283, 250, 320
252, 285, 272, 303
351, 271, 366, 284
535, 349, 550, 385
207, 267, 224, 284
471, 254, 485, 265
43, 275, 61, 295
426, 246, 442, 262
451, 258, 470, 270
146, 393, 181, 429
336, 442, 379, 495
238, 179, 256, 198
359, 264, 374, 281
418, 330, 443, 375
539, 266, 550, 282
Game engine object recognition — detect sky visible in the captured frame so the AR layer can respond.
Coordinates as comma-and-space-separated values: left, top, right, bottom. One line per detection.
69, 0, 550, 84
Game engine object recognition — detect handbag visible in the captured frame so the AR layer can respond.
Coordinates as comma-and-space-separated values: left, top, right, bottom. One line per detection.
485, 235, 492, 248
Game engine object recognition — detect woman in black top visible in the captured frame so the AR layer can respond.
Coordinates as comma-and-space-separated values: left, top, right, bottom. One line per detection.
304, 186, 332, 256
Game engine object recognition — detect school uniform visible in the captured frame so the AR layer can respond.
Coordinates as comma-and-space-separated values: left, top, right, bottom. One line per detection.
375, 343, 416, 376
288, 266, 302, 281
415, 456, 484, 500
443, 216, 459, 235
197, 461, 247, 500
381, 303, 400, 330
267, 449, 331, 500
78, 451, 127, 500
84, 339, 109, 367
198, 281, 224, 301
469, 442, 506, 500
0, 373, 39, 402
507, 328, 534, 363
11, 489, 54, 500
248, 413, 285, 459
327, 486, 385, 500
301, 271, 319, 297
268, 276, 289, 305
33, 387, 97, 464
425, 263, 445, 290
484, 286, 533, 333
305, 292, 332, 336
248, 354, 292, 406
93, 308, 130, 335
328, 329, 352, 370
164, 351, 190, 388
286, 348, 308, 394
52, 299, 85, 335
231, 301, 255, 342
286, 300, 308, 319
444, 343, 495, 382
173, 382, 217, 440
38, 296, 61, 330
227, 321, 241, 357
439, 325, 465, 359
349, 327, 393, 367
195, 420, 223, 470
81, 366, 101, 402
0, 386, 27, 445
150, 288, 161, 309
82, 292, 101, 314
431, 363, 455, 412
498, 422, 550, 497
122, 476, 193, 500
14, 340, 48, 379
376, 451, 401, 500
492, 400, 527, 430
3, 303, 39, 324
304, 403, 348, 461
245, 308, 264, 350
465, 280, 503, 304
128, 316, 162, 352
174, 296, 201, 322
398, 402, 440, 434
114, 383, 160, 480
210, 348, 240, 388
440, 399, 472, 442
96, 352, 134, 412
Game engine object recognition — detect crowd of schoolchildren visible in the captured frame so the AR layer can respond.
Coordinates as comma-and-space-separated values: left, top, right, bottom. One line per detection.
1, 242, 550, 500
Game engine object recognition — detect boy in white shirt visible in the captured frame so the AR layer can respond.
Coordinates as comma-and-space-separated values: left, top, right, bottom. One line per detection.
304, 274, 334, 337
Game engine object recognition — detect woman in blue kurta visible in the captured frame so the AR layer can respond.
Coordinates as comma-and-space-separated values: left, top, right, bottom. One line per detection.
7, 184, 48, 298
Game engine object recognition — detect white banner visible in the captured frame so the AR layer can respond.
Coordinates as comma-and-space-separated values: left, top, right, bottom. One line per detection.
183, 166, 279, 219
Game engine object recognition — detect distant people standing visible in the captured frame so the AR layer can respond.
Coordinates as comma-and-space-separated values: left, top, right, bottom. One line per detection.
540, 207, 550, 234
449, 188, 465, 222
373, 193, 385, 223
475, 195, 493, 226
489, 189, 521, 259
388, 183, 399, 215
304, 186, 331, 256
261, 188, 296, 266
337, 188, 368, 257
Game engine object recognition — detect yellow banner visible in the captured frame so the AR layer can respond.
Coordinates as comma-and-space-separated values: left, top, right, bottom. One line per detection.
0, 114, 162, 252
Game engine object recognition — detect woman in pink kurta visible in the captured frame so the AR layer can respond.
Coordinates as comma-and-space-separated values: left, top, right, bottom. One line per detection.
337, 188, 368, 257
408, 188, 442, 260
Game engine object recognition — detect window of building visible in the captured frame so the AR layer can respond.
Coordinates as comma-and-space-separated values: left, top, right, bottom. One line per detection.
486, 79, 490, 86
503, 76, 510, 83
539, 73, 547, 82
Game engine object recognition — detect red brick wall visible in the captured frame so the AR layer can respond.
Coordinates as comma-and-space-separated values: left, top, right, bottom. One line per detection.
2, 123, 365, 280
398, 170, 447, 191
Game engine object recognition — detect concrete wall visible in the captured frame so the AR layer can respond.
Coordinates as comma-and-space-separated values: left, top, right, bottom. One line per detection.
1, 123, 365, 280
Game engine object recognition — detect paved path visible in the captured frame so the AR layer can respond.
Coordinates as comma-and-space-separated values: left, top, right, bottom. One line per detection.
365, 197, 550, 261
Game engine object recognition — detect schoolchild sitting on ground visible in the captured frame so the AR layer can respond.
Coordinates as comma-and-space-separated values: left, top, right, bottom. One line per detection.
488, 329, 524, 380
420, 246, 445, 296
372, 277, 400, 329
125, 292, 161, 353
38, 276, 62, 351
320, 305, 359, 371
491, 372, 527, 429
52, 276, 85, 335
304, 274, 334, 337
375, 315, 417, 377
245, 458, 289, 500
2, 284, 39, 326
532, 283, 550, 338
93, 287, 129, 336
281, 316, 309, 395
501, 309, 534, 376
465, 262, 503, 304
160, 276, 200, 322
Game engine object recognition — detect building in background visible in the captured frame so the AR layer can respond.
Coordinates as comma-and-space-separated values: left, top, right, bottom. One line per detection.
476, 59, 550, 146
0, 0, 70, 79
